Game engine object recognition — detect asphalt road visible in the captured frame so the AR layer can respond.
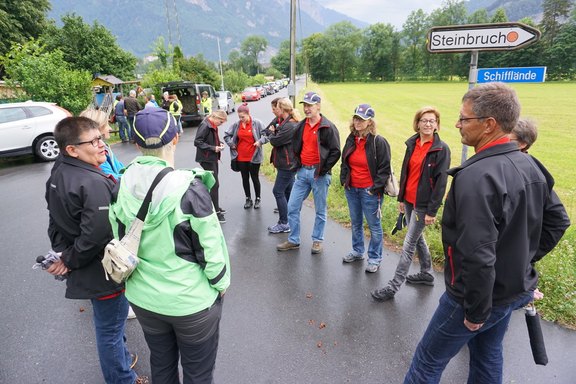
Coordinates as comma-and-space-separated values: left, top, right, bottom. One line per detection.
1, 85, 574, 383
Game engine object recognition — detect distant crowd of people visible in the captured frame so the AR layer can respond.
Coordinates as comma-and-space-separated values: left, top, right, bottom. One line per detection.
42, 82, 570, 384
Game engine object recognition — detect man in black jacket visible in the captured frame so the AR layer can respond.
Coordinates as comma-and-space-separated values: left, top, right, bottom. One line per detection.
404, 83, 570, 384
276, 92, 341, 254
45, 117, 138, 384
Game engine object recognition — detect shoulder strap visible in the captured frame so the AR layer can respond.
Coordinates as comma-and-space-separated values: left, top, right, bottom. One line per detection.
136, 167, 173, 221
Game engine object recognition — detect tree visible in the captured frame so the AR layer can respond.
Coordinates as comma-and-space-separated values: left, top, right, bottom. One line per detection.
541, 0, 573, 43
240, 35, 268, 75
490, 8, 509, 23
401, 9, 429, 79
141, 68, 182, 99
324, 22, 362, 82
41, 14, 137, 80
0, 0, 51, 57
175, 55, 219, 86
360, 23, 400, 81
222, 69, 250, 93
1, 40, 92, 115
302, 33, 333, 83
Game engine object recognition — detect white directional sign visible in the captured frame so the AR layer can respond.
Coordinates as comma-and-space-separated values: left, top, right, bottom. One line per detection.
428, 22, 540, 53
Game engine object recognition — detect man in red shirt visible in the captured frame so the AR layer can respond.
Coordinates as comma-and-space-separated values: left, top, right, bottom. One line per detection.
277, 92, 341, 254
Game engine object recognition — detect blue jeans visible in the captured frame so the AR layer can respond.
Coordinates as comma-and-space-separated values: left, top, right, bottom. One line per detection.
91, 293, 136, 384
344, 187, 383, 265
389, 203, 431, 292
273, 169, 295, 224
287, 167, 331, 244
115, 115, 130, 142
404, 291, 532, 384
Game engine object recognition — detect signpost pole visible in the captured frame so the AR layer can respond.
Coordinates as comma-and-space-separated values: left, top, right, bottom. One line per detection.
462, 50, 479, 162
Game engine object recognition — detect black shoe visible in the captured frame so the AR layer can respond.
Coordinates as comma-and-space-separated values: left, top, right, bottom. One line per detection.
217, 212, 226, 223
254, 197, 261, 209
273, 207, 279, 213
371, 286, 395, 302
406, 272, 435, 286
244, 198, 253, 209
217, 207, 226, 214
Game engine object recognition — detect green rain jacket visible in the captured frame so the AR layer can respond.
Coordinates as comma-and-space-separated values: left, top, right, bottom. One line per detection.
109, 156, 230, 316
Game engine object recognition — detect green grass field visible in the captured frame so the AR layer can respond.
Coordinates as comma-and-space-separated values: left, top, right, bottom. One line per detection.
263, 81, 575, 328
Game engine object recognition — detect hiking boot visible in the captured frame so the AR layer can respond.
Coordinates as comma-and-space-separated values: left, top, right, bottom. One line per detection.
135, 376, 150, 384
273, 207, 279, 213
371, 286, 395, 302
342, 252, 364, 263
365, 264, 379, 273
244, 198, 253, 209
217, 212, 226, 223
268, 223, 291, 234
406, 271, 435, 286
254, 197, 261, 209
311, 241, 322, 254
277, 241, 299, 251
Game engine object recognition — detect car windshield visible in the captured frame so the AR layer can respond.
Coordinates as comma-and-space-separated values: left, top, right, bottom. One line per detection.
244, 87, 256, 92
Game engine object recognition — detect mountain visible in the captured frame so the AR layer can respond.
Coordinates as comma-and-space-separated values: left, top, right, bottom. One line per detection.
47, 0, 367, 61
465, 0, 544, 23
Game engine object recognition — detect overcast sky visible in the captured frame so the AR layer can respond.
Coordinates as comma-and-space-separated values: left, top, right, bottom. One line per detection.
318, 0, 446, 28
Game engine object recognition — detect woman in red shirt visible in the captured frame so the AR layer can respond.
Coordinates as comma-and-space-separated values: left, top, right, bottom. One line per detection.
372, 106, 451, 301
340, 104, 391, 273
224, 103, 269, 209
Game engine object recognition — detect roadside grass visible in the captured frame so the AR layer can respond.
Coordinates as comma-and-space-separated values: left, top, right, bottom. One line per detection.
261, 81, 575, 328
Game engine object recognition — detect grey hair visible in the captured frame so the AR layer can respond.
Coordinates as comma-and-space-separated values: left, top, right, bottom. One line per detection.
462, 82, 520, 133
140, 139, 175, 158
512, 118, 538, 152
129, 90, 136, 97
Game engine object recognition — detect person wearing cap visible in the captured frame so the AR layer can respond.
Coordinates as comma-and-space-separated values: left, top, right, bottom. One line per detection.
277, 91, 341, 254
45, 116, 139, 384
372, 106, 451, 301
340, 104, 391, 273
109, 108, 230, 384
194, 110, 229, 223
267, 97, 301, 233
223, 102, 269, 209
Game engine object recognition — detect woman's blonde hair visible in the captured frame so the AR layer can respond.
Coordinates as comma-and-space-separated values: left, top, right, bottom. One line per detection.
210, 110, 227, 121
277, 97, 301, 121
80, 108, 109, 133
413, 106, 441, 132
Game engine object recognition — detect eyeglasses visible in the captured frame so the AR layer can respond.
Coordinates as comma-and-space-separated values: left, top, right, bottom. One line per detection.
74, 136, 104, 147
419, 119, 437, 125
457, 116, 489, 124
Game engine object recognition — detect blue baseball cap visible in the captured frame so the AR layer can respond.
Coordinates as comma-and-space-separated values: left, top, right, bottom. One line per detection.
354, 104, 375, 120
299, 92, 321, 105
133, 109, 179, 149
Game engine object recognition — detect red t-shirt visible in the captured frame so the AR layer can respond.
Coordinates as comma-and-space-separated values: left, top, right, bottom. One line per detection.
237, 119, 255, 162
300, 119, 320, 166
349, 137, 373, 188
404, 138, 432, 205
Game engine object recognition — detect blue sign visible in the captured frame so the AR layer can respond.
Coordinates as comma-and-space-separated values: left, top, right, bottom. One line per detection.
477, 66, 546, 83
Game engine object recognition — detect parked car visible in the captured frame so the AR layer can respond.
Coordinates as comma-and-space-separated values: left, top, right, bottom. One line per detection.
241, 87, 261, 102
0, 101, 71, 161
255, 85, 267, 98
216, 91, 235, 114
267, 82, 279, 93
262, 83, 274, 95
160, 81, 218, 125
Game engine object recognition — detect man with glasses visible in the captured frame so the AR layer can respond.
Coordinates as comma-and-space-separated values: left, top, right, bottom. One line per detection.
404, 83, 570, 383
45, 117, 140, 384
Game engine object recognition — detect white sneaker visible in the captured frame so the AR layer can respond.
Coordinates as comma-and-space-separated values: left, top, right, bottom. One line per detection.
127, 305, 137, 320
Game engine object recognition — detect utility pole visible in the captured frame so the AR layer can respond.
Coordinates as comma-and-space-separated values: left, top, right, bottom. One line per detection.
289, 0, 297, 105
217, 36, 225, 91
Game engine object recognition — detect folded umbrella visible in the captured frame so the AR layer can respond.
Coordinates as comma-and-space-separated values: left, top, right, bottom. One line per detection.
391, 212, 407, 235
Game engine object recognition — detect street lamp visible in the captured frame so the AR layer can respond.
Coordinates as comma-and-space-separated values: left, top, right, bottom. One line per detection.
217, 36, 225, 91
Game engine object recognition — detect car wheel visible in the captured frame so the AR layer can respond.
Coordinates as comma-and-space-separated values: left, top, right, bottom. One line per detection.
35, 135, 60, 162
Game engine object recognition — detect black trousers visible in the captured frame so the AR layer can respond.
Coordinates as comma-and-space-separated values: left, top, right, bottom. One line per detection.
199, 161, 220, 211
131, 297, 223, 384
237, 161, 261, 199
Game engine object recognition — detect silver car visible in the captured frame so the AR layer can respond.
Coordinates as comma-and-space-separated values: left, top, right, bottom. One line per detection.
216, 91, 235, 114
